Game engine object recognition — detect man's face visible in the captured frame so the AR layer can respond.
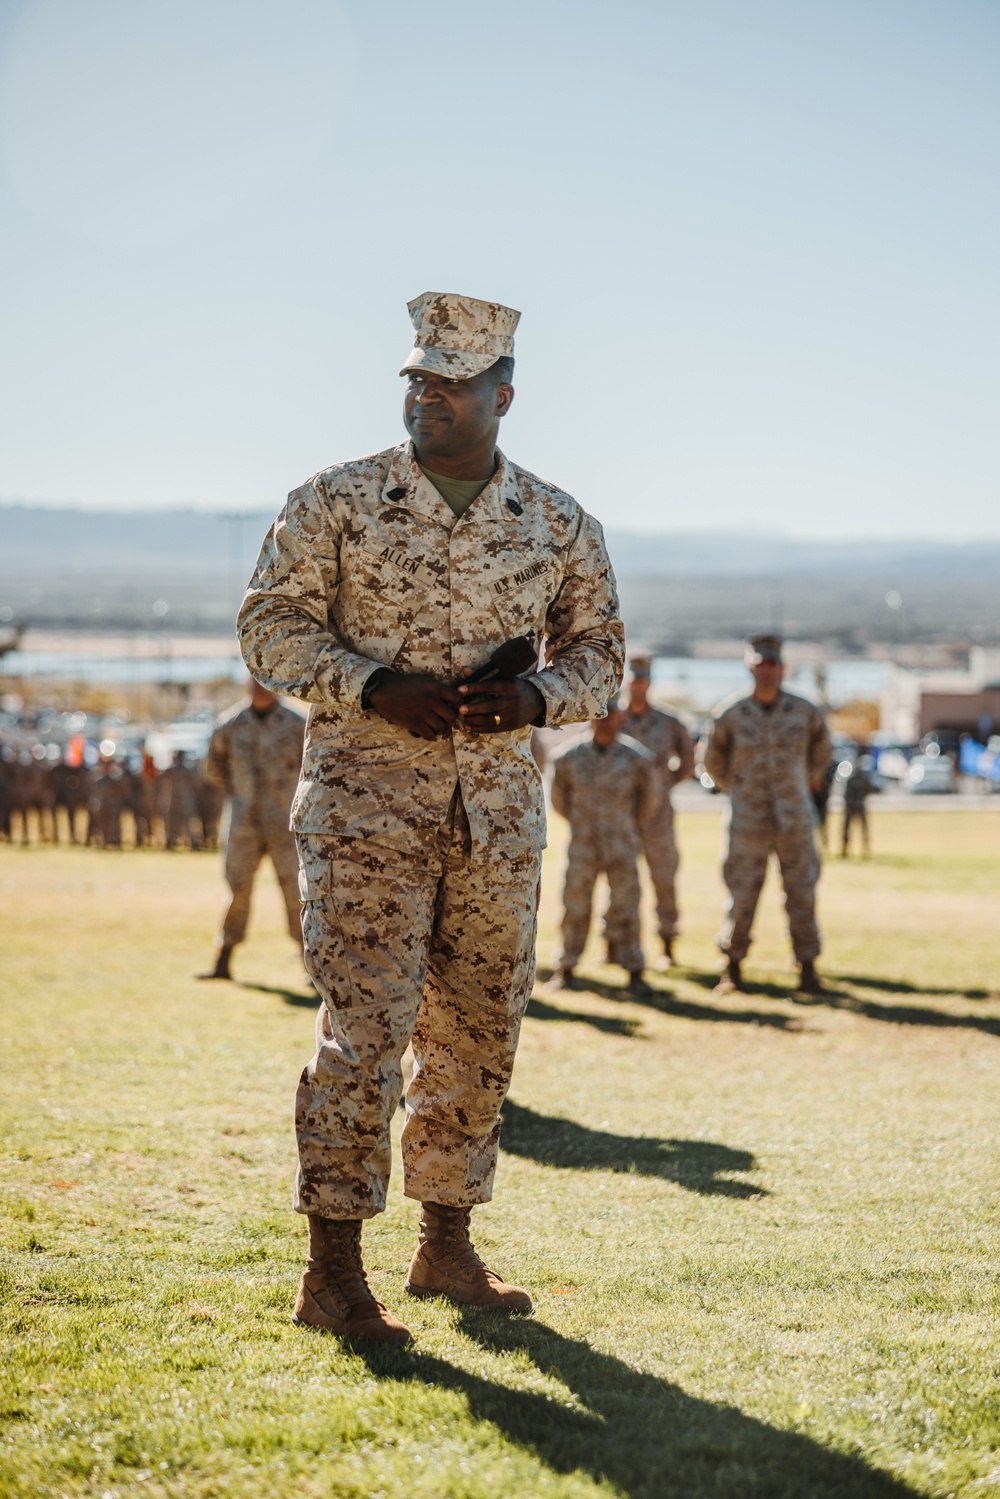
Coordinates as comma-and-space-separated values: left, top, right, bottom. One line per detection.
751, 658, 784, 693
628, 668, 650, 709
592, 704, 624, 745
249, 677, 278, 711
403, 369, 513, 461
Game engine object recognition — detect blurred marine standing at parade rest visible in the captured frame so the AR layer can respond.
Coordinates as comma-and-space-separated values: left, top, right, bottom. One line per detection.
621, 650, 695, 966
704, 634, 832, 995
198, 678, 306, 981
237, 291, 623, 1344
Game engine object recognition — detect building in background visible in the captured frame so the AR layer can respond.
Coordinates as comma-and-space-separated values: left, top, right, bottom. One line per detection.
880, 649, 1000, 745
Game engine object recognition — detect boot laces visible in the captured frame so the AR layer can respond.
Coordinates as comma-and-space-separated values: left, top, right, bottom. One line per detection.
421, 1205, 473, 1247
324, 1220, 376, 1308
425, 1207, 486, 1279
442, 1207, 473, 1246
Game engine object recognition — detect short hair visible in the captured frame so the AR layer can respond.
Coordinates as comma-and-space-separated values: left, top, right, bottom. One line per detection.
486, 356, 515, 386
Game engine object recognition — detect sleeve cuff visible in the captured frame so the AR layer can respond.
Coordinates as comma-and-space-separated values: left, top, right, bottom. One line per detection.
360, 666, 392, 712
311, 650, 393, 710
524, 669, 608, 729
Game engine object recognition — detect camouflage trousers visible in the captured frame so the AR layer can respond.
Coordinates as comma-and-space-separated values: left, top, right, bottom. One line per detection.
557, 842, 644, 974
221, 820, 302, 946
718, 824, 821, 963
640, 810, 680, 940
294, 797, 541, 1220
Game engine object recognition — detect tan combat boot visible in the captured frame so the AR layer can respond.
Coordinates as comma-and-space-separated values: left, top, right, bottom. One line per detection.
797, 960, 825, 995
197, 942, 234, 980
293, 1216, 412, 1344
714, 957, 744, 994
405, 1204, 532, 1312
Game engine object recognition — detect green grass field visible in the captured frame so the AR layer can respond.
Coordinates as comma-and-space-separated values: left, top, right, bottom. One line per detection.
1, 810, 999, 1498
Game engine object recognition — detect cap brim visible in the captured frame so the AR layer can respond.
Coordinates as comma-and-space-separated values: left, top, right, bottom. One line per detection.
400, 346, 500, 381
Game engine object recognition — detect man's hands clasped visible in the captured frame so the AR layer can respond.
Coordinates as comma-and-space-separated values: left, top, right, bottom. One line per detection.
457, 675, 545, 735
368, 671, 544, 741
367, 673, 461, 740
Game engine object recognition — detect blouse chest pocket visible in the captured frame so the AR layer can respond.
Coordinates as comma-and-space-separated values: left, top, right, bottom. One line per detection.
782, 723, 811, 766
332, 541, 433, 664
488, 560, 557, 642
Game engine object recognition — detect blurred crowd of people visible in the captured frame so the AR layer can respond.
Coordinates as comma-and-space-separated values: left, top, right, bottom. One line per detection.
0, 727, 222, 851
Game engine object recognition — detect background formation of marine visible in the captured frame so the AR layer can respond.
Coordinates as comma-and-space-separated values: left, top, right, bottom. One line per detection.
0, 741, 222, 851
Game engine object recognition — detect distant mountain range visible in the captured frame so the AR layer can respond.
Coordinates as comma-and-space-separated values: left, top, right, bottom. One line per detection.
0, 504, 273, 574
3, 503, 1000, 579
606, 531, 1000, 579
2, 504, 998, 642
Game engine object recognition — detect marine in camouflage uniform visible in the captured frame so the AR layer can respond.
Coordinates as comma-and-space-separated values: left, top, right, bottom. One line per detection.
703, 635, 832, 994
621, 652, 695, 961
550, 702, 659, 990
157, 752, 203, 849
123, 750, 158, 848
51, 759, 90, 844
199, 681, 306, 980
841, 752, 875, 857
237, 291, 623, 1343
0, 746, 12, 842
87, 759, 127, 848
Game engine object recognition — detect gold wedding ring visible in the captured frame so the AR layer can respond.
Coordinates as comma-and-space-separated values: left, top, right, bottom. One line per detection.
493, 713, 502, 727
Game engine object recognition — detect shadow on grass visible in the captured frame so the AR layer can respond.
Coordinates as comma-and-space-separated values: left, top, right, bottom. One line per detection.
836, 973, 992, 1001
525, 996, 644, 1037
354, 1314, 916, 1499
799, 987, 1000, 1038
638, 985, 804, 1030
500, 1100, 765, 1198
682, 971, 1000, 1037
238, 980, 317, 1008
538, 967, 802, 1030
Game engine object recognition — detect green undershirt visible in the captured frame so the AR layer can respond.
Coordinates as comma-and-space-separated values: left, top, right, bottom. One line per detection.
419, 464, 490, 519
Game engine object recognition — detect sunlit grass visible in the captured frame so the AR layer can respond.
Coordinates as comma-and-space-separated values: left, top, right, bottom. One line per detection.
1, 810, 998, 1497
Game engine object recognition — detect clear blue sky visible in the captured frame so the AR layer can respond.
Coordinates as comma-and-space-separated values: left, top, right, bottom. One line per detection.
1, 0, 997, 536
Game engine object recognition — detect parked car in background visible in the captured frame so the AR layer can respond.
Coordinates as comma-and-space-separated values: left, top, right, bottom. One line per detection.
869, 738, 916, 788
906, 749, 955, 794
